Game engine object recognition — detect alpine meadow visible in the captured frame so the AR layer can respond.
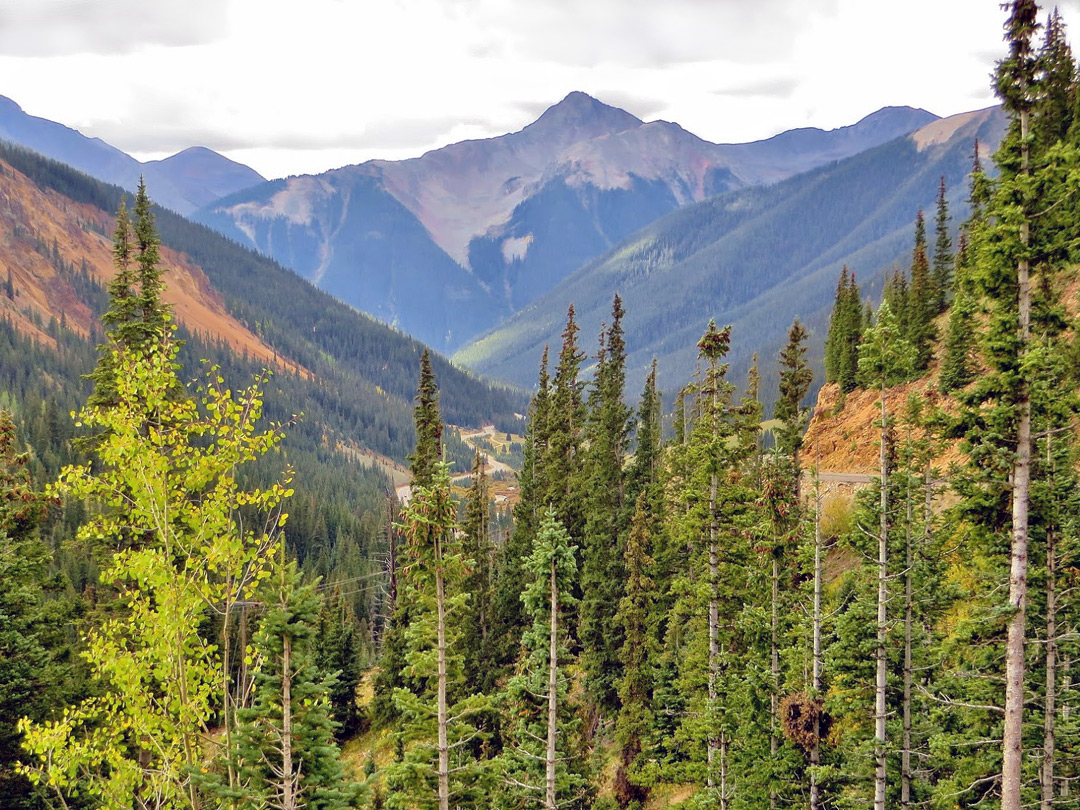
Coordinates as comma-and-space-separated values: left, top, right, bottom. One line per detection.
8, 3, 1080, 810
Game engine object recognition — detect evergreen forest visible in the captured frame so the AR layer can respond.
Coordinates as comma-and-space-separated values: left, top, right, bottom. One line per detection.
6, 4, 1080, 810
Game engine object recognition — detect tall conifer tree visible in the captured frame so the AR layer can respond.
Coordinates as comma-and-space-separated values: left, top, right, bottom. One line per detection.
409, 349, 442, 489
493, 348, 552, 672
224, 561, 358, 810
582, 295, 632, 713
908, 210, 935, 371
546, 306, 587, 544
499, 508, 589, 810
613, 495, 657, 809
461, 449, 497, 694
931, 177, 953, 313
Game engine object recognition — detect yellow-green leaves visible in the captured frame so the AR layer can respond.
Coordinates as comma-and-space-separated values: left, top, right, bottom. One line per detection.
20, 335, 294, 809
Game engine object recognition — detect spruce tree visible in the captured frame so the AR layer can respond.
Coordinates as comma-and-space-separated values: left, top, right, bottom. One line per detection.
499, 508, 589, 810
857, 299, 915, 810
824, 267, 863, 393
613, 494, 657, 809
907, 210, 935, 371
938, 232, 976, 394
664, 321, 754, 808
581, 294, 632, 713
375, 351, 443, 725
988, 6, 1042, 804
409, 349, 442, 489
884, 267, 910, 339
546, 306, 587, 544
626, 360, 661, 514
86, 187, 175, 413
823, 267, 849, 385
931, 177, 953, 313
774, 318, 813, 461
461, 449, 498, 694
493, 347, 551, 672
1038, 7, 1076, 148
226, 561, 358, 810
386, 464, 492, 810
133, 178, 167, 342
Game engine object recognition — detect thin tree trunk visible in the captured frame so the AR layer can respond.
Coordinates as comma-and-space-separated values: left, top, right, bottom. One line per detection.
1042, 525, 1057, 810
240, 604, 250, 706
771, 555, 779, 810
281, 633, 296, 810
1062, 652, 1072, 801
388, 499, 398, 613
875, 383, 888, 810
720, 729, 729, 810
222, 601, 236, 793
810, 468, 822, 810
902, 470, 913, 810
708, 470, 719, 791
1002, 101, 1031, 810
547, 556, 559, 810
436, 562, 450, 810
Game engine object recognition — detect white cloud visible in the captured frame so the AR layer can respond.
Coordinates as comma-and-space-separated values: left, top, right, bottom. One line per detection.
0, 0, 1072, 179
0, 0, 227, 56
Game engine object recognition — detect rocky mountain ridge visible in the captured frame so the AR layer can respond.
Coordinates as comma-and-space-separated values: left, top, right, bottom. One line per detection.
197, 92, 937, 350
454, 106, 1007, 404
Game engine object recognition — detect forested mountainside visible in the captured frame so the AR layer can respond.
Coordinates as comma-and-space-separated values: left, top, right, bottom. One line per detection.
6, 4, 1080, 810
196, 93, 934, 352
0, 140, 525, 450
0, 95, 265, 216
456, 106, 1007, 404
0, 146, 525, 807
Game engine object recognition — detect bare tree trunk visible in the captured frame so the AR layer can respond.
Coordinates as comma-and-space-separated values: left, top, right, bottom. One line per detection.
810, 469, 823, 810
547, 556, 559, 810
388, 499, 398, 612
875, 384, 888, 810
708, 470, 719, 791
222, 601, 236, 793
720, 729, 729, 810
1002, 101, 1031, 810
1042, 526, 1057, 810
771, 555, 779, 810
1062, 652, 1072, 801
902, 471, 913, 810
436, 562, 450, 810
281, 633, 296, 810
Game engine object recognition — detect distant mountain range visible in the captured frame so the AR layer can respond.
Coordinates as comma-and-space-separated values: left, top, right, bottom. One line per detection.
194, 93, 938, 351
454, 107, 1008, 403
1, 89, 998, 406
0, 95, 265, 215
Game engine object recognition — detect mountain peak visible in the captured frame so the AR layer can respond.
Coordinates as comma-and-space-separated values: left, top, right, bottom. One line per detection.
849, 105, 938, 135
525, 91, 642, 138
0, 95, 23, 116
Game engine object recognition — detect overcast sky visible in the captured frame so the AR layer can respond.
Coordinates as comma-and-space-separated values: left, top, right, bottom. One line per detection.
2, 0, 1077, 180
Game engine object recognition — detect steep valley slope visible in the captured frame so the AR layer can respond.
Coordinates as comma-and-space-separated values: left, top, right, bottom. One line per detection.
0, 142, 525, 466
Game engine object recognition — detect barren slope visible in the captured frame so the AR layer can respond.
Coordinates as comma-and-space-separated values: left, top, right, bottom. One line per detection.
0, 157, 304, 374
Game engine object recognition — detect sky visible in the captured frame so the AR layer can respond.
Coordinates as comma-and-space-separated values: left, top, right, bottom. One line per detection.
1, 0, 1078, 181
